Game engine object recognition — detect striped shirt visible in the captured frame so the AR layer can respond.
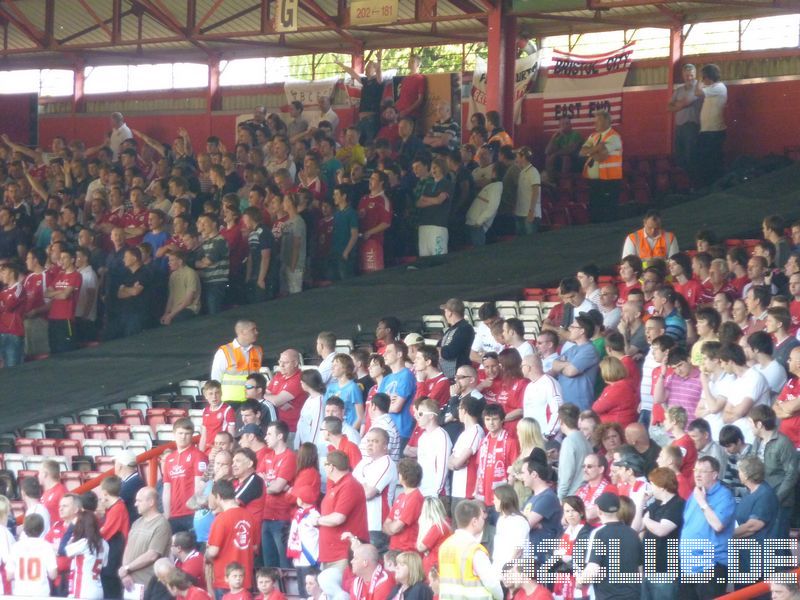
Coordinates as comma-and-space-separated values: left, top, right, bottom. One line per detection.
352, 455, 398, 531
196, 234, 229, 284
451, 423, 485, 498
664, 367, 703, 416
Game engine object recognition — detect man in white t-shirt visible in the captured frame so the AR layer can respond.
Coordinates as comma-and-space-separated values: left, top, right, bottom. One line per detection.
746, 331, 787, 402
521, 354, 563, 439
9, 514, 58, 597
469, 303, 505, 363
448, 395, 485, 507
109, 112, 133, 161
415, 398, 452, 497
513, 147, 541, 236
694, 63, 727, 186
719, 343, 770, 444
20, 478, 50, 537
502, 318, 534, 358
352, 428, 398, 554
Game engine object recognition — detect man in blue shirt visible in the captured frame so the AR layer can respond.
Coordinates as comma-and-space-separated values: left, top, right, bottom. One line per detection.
653, 285, 687, 345
679, 455, 735, 600
550, 315, 600, 410
377, 340, 417, 441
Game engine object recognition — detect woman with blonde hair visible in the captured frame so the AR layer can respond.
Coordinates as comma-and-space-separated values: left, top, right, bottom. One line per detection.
491, 484, 530, 577
389, 551, 434, 600
0, 496, 13, 595
415, 497, 451, 575
508, 418, 545, 505
592, 356, 638, 427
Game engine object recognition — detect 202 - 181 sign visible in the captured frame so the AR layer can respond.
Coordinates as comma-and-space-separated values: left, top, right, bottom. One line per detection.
350, 0, 398, 26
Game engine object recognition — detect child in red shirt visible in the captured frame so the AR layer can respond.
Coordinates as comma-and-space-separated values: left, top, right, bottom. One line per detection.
254, 568, 286, 600
199, 380, 235, 452
222, 563, 252, 600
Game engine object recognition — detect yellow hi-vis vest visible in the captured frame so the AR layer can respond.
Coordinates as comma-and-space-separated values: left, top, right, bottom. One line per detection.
219, 342, 263, 402
438, 534, 493, 600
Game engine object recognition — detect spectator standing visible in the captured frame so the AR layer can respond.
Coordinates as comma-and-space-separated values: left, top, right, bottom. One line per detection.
194, 213, 229, 314
668, 64, 702, 171
261, 421, 297, 569
118, 487, 171, 593
9, 514, 57, 597
378, 341, 418, 442
395, 55, 426, 123
550, 316, 600, 410
513, 147, 541, 236
694, 64, 727, 186
439, 298, 475, 380
679, 456, 735, 599
206, 480, 260, 596
352, 428, 398, 553
45, 247, 82, 353
557, 404, 593, 499
357, 171, 392, 273
579, 111, 622, 223
160, 249, 200, 324
163, 418, 208, 533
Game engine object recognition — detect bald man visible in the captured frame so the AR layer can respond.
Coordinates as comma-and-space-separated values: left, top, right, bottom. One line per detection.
349, 544, 395, 598
144, 557, 176, 600
521, 353, 563, 439
624, 422, 661, 475
264, 348, 308, 432
119, 487, 172, 589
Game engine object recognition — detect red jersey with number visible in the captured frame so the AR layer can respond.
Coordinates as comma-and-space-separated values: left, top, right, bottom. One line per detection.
387, 488, 424, 552
202, 404, 235, 448
258, 448, 296, 521
0, 281, 25, 337
163, 446, 208, 518
48, 270, 82, 320
266, 370, 307, 431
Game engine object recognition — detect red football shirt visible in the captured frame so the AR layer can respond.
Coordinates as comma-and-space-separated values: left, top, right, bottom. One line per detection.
259, 448, 296, 521
41, 482, 66, 526
175, 549, 205, 585
421, 522, 451, 574
777, 377, 800, 447
327, 437, 362, 471
185, 587, 213, 600
163, 446, 208, 518
673, 433, 697, 479
0, 282, 26, 336
23, 271, 47, 315
48, 270, 82, 320
208, 507, 259, 591
202, 404, 235, 449
319, 473, 369, 563
387, 488, 424, 552
493, 377, 528, 434
123, 209, 148, 246
266, 370, 307, 431
99, 498, 130, 541
395, 73, 426, 118
350, 564, 395, 600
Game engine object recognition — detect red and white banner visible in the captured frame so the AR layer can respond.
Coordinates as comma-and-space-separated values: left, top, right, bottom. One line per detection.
542, 44, 634, 132
470, 51, 540, 125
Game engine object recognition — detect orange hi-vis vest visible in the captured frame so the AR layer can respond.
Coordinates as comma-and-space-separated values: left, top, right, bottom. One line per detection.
583, 128, 623, 180
219, 342, 263, 402
627, 228, 675, 261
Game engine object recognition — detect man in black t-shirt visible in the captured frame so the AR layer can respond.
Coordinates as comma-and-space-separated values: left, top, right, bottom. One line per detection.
113, 246, 152, 338
577, 492, 642, 600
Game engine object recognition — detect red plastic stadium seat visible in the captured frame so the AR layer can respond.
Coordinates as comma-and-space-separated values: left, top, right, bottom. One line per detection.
94, 456, 116, 471
670, 168, 691, 192
654, 156, 672, 173
61, 471, 83, 491
549, 206, 571, 229
165, 409, 188, 424
109, 425, 131, 441
65, 424, 86, 440
35, 439, 58, 456
146, 409, 168, 430
56, 439, 82, 458
17, 470, 37, 482
655, 173, 671, 194
120, 409, 144, 426
631, 182, 651, 206
86, 425, 109, 440
568, 203, 590, 225
15, 439, 37, 456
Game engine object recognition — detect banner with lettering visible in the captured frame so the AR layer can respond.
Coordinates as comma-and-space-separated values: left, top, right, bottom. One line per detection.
542, 43, 633, 132
469, 51, 540, 124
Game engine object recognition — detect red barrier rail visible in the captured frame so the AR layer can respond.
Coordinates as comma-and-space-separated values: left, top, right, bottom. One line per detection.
15, 435, 199, 524
716, 568, 800, 599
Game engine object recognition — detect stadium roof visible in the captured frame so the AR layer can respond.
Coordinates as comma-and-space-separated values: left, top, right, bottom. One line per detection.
0, 0, 794, 67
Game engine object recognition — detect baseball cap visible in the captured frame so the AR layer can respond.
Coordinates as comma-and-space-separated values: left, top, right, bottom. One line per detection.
439, 298, 465, 314
237, 424, 265, 440
115, 449, 138, 467
613, 454, 645, 476
403, 333, 425, 346
595, 492, 620, 513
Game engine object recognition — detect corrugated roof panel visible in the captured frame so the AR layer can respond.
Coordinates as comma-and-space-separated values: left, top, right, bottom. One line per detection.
198, 0, 261, 34
5, 23, 40, 50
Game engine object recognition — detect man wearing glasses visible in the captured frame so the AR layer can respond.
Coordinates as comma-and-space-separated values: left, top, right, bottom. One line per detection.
576, 453, 616, 525
679, 456, 735, 600
550, 315, 600, 411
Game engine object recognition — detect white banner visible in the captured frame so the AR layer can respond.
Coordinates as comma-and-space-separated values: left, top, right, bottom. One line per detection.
542, 44, 634, 132
284, 78, 338, 125
469, 51, 540, 125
